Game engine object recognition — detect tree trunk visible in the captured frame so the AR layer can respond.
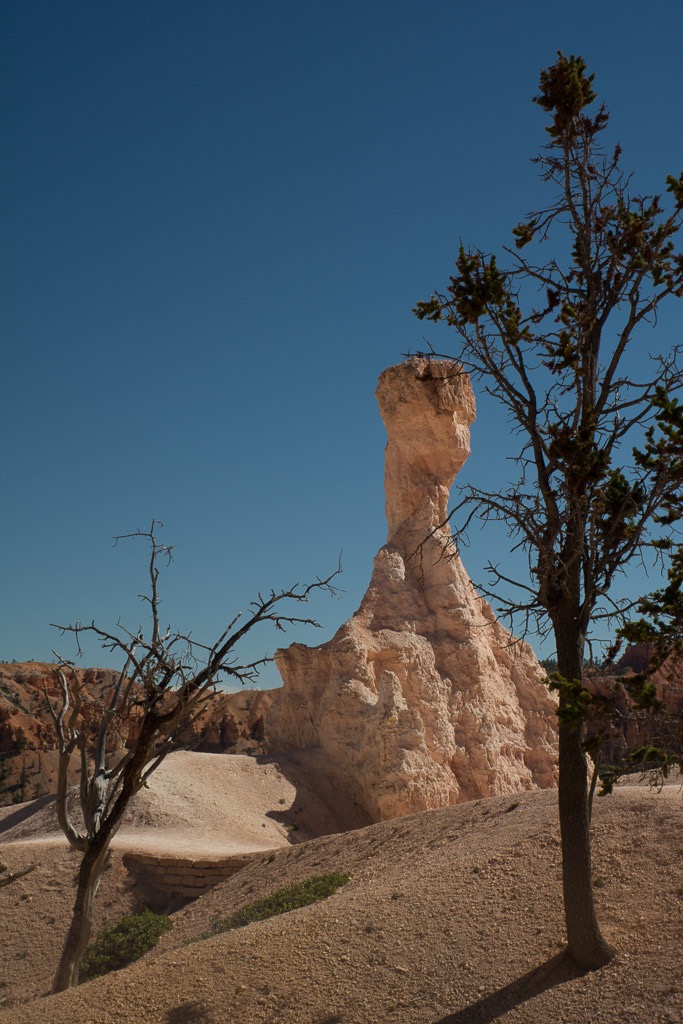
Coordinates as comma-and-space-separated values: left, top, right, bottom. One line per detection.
52, 838, 111, 992
558, 719, 614, 968
554, 615, 615, 970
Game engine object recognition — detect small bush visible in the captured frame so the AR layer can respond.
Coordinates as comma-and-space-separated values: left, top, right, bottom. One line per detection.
80, 910, 172, 982
208, 872, 351, 936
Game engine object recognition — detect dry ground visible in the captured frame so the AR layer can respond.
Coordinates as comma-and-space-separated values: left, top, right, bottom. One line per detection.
0, 751, 681, 1024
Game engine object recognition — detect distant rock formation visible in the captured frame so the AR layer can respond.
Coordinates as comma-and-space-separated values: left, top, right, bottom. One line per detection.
268, 358, 559, 820
0, 664, 126, 806
0, 662, 270, 806
584, 645, 683, 765
181, 688, 272, 754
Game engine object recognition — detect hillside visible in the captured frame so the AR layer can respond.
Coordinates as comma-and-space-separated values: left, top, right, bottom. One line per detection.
1, 752, 681, 1024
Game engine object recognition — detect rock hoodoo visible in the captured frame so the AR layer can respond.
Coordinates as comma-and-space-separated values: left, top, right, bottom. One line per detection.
268, 357, 558, 821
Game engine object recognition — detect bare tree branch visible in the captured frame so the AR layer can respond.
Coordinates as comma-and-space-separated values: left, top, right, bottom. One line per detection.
0, 862, 37, 889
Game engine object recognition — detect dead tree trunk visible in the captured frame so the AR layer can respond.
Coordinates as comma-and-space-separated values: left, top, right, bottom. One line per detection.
52, 837, 111, 992
46, 521, 340, 990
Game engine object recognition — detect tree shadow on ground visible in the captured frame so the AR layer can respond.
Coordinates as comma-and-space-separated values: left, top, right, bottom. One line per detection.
164, 1001, 213, 1023
433, 952, 584, 1024
0, 794, 54, 835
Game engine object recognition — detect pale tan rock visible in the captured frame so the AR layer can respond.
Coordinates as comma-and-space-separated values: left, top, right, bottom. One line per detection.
268, 357, 558, 820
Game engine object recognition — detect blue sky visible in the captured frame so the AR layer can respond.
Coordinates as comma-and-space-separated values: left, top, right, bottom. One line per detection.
3, 1, 682, 683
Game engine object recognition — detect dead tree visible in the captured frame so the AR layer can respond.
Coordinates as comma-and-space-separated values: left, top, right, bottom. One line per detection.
46, 521, 340, 992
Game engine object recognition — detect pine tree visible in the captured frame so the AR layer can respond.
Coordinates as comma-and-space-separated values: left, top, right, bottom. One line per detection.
415, 53, 683, 969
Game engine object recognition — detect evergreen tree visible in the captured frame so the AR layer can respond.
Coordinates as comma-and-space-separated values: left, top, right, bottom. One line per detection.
415, 53, 683, 969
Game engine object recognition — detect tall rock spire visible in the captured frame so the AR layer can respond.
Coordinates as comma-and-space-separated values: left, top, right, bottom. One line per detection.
378, 357, 475, 538
268, 358, 558, 822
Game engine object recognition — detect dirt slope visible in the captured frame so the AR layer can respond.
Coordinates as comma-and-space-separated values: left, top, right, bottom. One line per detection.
0, 754, 681, 1024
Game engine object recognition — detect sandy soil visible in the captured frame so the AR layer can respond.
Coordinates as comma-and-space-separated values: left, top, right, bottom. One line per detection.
1, 752, 681, 1024
0, 752, 346, 855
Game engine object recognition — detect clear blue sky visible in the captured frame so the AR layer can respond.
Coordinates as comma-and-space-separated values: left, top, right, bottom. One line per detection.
3, 1, 682, 682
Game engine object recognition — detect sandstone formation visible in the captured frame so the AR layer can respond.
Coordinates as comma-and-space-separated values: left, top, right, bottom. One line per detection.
268, 358, 559, 820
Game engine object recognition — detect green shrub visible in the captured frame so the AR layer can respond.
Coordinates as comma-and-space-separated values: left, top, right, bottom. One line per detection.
208, 872, 351, 936
80, 910, 172, 982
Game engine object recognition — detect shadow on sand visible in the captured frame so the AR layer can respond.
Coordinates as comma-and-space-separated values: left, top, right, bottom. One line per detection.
433, 951, 584, 1024
164, 1001, 213, 1023
256, 751, 372, 835
0, 794, 55, 836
